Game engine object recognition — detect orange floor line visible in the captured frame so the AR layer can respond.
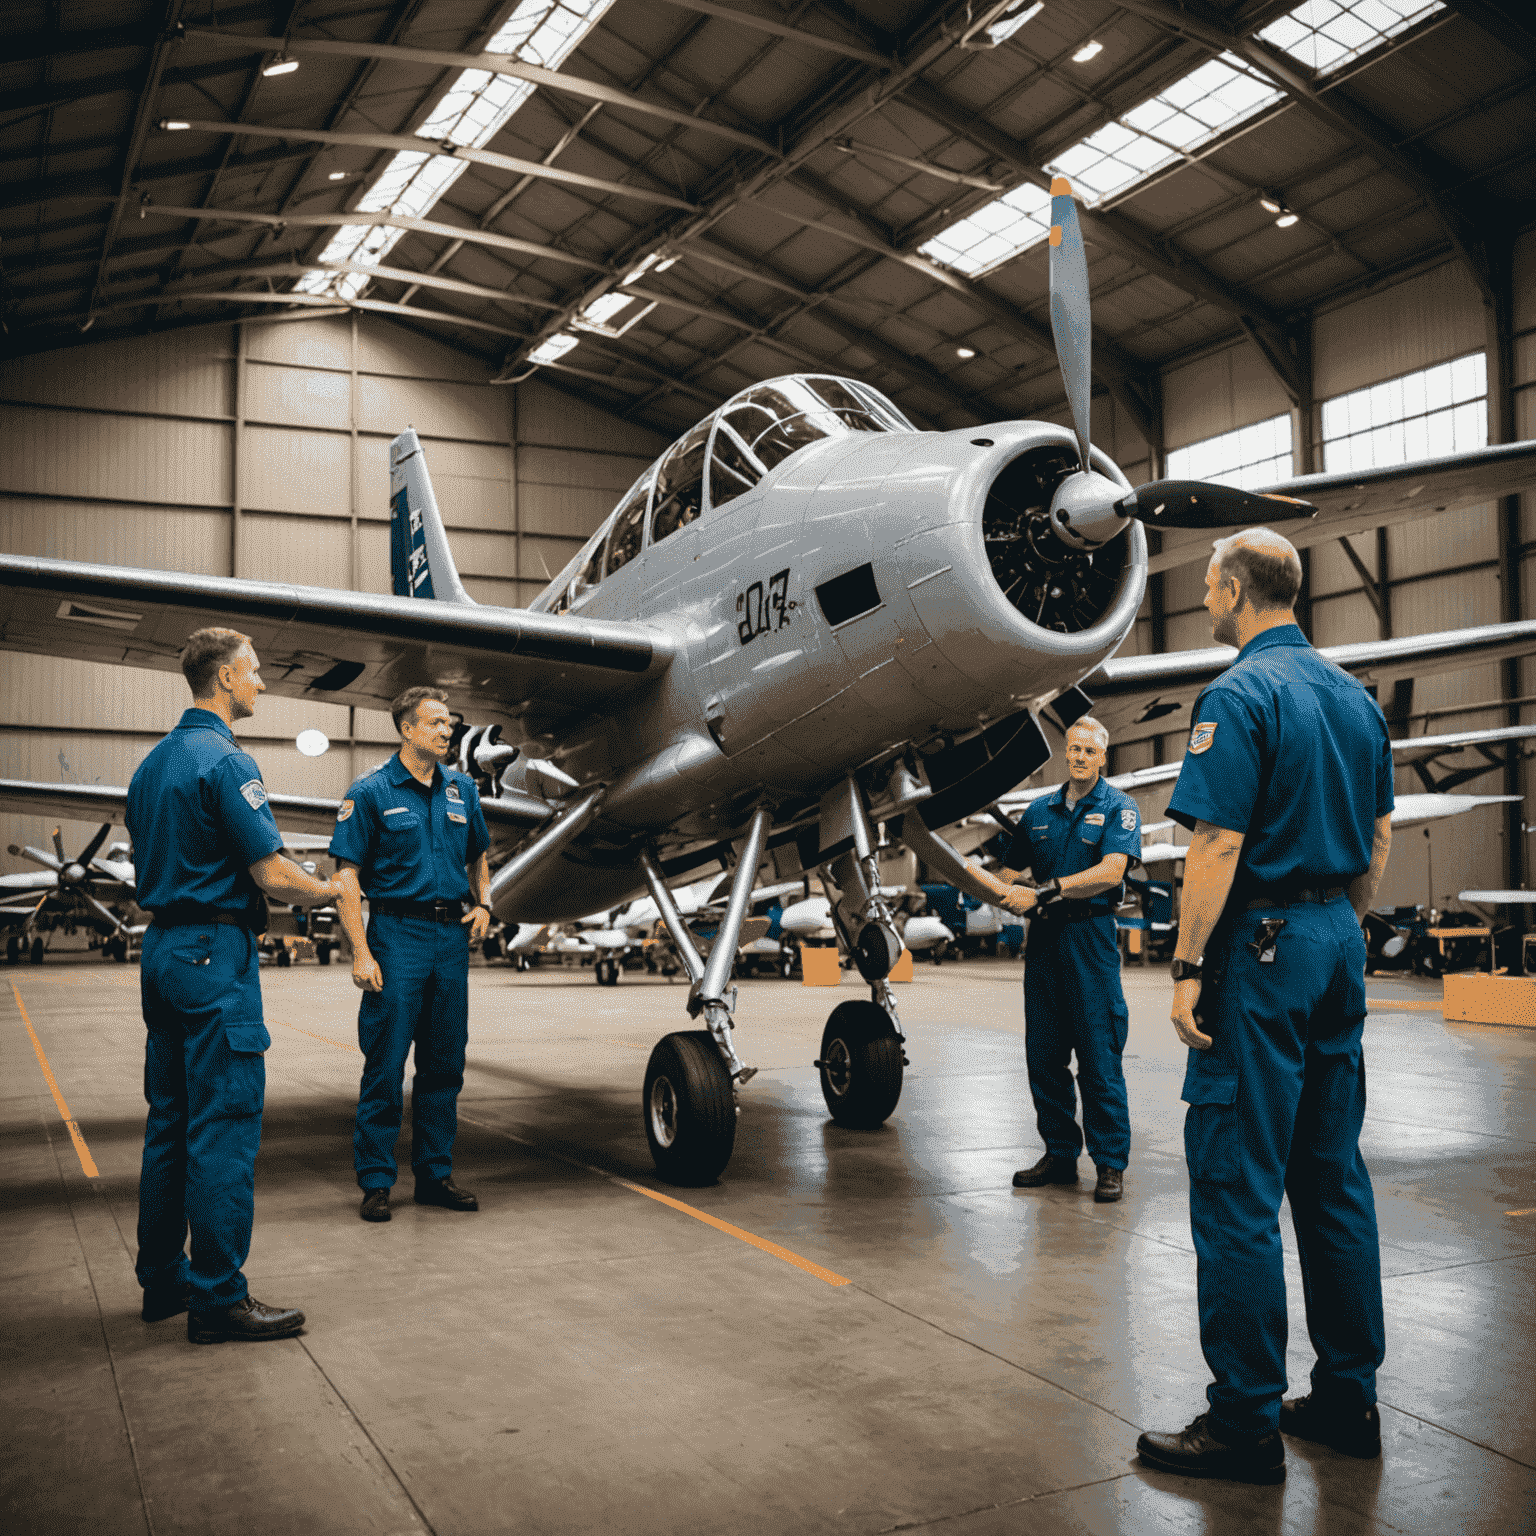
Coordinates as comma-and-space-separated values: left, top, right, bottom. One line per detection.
10, 982, 99, 1178
1365, 997, 1444, 1012
276, 1019, 359, 1051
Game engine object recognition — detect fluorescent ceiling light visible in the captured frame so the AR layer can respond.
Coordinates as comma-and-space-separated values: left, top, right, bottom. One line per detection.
988, 1, 1045, 45
262, 57, 299, 76
1259, 0, 1443, 75
1275, 210, 1299, 227
654, 255, 678, 272
162, 120, 190, 130
1072, 39, 1103, 62
529, 333, 579, 364
956, 346, 977, 359
328, 170, 347, 181
622, 252, 662, 285
571, 291, 656, 337
1258, 192, 1282, 213
921, 53, 1282, 277
296, 729, 330, 756
296, 0, 617, 303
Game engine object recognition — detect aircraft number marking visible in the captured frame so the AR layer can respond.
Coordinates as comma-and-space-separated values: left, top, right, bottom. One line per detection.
736, 568, 793, 646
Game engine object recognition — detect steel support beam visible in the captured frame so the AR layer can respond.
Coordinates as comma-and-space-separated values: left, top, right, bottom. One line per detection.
180, 29, 778, 154
1114, 0, 1496, 304
160, 119, 698, 210
656, 0, 892, 68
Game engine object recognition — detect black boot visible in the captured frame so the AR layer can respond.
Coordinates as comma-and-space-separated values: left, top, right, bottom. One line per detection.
1012, 1153, 1078, 1188
360, 1188, 391, 1222
1136, 1414, 1285, 1485
1093, 1166, 1124, 1203
188, 1295, 305, 1344
413, 1175, 478, 1211
1280, 1394, 1381, 1458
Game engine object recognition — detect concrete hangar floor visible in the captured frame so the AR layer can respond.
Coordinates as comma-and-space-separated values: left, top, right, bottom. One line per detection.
3, 955, 1532, 1536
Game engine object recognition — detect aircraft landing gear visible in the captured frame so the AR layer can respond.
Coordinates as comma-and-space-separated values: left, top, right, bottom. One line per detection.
595, 957, 621, 986
30, 936, 46, 964
637, 808, 768, 1185
8, 935, 21, 964
818, 1000, 904, 1128
317, 941, 333, 965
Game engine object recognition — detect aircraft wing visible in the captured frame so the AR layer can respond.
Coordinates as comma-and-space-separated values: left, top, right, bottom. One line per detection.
0, 554, 677, 741
1082, 619, 1536, 745
1146, 439, 1536, 574
0, 870, 59, 892
0, 778, 553, 839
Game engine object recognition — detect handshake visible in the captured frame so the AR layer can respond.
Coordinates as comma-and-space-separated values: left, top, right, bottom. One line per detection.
998, 878, 1063, 917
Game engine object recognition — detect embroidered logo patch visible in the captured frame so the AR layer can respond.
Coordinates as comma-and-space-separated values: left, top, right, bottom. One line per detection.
1085, 813, 1105, 826
1188, 721, 1219, 756
238, 779, 268, 810
447, 810, 467, 824
1121, 808, 1137, 831
336, 799, 354, 822
446, 783, 462, 803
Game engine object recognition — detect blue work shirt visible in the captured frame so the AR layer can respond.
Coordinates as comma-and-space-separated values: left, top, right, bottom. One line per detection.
328, 753, 489, 902
127, 708, 284, 917
1005, 774, 1141, 909
1167, 624, 1393, 889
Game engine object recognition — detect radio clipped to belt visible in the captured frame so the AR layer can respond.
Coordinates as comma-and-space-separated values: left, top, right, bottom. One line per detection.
1247, 917, 1288, 964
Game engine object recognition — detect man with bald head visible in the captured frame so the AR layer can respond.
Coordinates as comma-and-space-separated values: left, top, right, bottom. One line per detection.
1136, 528, 1394, 1485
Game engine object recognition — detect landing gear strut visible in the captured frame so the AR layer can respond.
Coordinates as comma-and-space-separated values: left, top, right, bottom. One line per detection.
638, 808, 768, 1184
814, 774, 907, 1130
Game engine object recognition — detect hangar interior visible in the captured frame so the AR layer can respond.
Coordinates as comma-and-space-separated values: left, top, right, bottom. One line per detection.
2, 1, 1535, 1533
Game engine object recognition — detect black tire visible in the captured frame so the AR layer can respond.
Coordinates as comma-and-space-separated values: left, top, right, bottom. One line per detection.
643, 1031, 736, 1185
818, 1000, 903, 1129
5, 936, 17, 964
30, 937, 45, 964
317, 943, 332, 965
482, 935, 502, 961
276, 945, 291, 968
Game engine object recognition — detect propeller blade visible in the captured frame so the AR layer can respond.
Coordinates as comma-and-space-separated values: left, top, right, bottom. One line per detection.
51, 826, 67, 864
81, 891, 128, 934
79, 823, 113, 867
1116, 479, 1319, 530
10, 843, 64, 872
1048, 177, 1093, 471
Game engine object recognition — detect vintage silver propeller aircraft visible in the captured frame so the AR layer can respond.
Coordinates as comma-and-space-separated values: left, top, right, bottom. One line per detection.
4, 180, 1536, 1182
1, 824, 142, 963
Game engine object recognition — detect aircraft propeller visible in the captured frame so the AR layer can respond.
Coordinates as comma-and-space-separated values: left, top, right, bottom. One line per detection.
1043, 177, 1320, 550
6, 824, 132, 936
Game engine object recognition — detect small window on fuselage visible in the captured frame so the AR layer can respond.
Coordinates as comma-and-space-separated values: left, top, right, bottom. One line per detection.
604, 477, 652, 577
650, 421, 710, 544
709, 422, 764, 509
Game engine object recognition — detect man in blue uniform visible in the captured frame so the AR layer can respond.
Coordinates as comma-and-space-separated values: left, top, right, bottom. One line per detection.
129, 627, 352, 1343
329, 686, 491, 1222
999, 717, 1141, 1203
1137, 529, 1393, 1485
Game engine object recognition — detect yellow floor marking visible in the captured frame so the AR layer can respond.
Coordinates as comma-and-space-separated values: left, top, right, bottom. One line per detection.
10, 982, 99, 1178
267, 1019, 849, 1287
1506, 1208, 1536, 1218
1366, 998, 1443, 1012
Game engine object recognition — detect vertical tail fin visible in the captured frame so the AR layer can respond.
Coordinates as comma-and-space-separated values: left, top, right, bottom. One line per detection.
389, 427, 474, 604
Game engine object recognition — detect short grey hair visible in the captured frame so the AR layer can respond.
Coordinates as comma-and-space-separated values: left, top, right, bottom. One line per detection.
1066, 715, 1109, 752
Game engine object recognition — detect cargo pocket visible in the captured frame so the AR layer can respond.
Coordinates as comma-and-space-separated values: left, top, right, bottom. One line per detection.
218, 1023, 269, 1118
1182, 1071, 1240, 1186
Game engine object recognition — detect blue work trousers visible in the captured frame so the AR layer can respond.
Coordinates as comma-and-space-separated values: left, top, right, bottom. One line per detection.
354, 914, 469, 1189
1183, 895, 1386, 1439
136, 923, 268, 1309
1023, 914, 1131, 1169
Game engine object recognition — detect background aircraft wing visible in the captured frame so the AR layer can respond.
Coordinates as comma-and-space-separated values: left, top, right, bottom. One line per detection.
1083, 619, 1536, 744
0, 778, 552, 839
1146, 439, 1536, 574
0, 554, 676, 741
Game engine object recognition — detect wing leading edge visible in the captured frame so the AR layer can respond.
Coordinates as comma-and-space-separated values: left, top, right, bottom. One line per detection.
0, 554, 676, 740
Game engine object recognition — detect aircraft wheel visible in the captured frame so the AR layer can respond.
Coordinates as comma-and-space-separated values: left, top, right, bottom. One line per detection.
276, 945, 292, 968
595, 958, 618, 986
818, 1000, 903, 1130
643, 1031, 736, 1186
317, 942, 332, 965
30, 937, 46, 964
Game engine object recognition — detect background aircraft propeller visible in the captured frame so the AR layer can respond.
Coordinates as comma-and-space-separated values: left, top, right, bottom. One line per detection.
1044, 178, 1319, 550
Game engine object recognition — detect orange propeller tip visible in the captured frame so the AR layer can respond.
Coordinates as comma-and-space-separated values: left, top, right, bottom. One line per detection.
1050, 176, 1072, 197
1049, 226, 1063, 246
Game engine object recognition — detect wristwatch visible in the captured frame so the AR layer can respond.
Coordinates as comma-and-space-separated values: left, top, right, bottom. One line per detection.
1034, 878, 1064, 906
1170, 958, 1203, 982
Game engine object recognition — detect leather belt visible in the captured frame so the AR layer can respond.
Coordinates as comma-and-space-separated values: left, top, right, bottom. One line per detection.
369, 899, 465, 923
152, 908, 258, 930
1243, 884, 1347, 911
1036, 900, 1114, 923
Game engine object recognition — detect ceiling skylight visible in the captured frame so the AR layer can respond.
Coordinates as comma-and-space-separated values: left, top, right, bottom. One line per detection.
296, 0, 616, 302
1258, 0, 1443, 76
918, 54, 1281, 278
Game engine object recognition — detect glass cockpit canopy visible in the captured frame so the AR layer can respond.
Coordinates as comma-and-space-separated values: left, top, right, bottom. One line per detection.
550, 376, 915, 612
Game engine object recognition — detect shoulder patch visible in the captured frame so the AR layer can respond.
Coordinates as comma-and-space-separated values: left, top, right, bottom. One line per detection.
337, 799, 355, 822
238, 778, 268, 810
1121, 808, 1137, 831
445, 782, 463, 802
1188, 721, 1218, 756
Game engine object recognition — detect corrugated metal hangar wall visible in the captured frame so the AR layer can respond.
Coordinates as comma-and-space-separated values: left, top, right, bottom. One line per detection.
1, 239, 1531, 912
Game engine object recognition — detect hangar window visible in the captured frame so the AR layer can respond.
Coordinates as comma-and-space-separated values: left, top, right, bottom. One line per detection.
1321, 352, 1486, 472
603, 473, 653, 577
1259, 0, 1443, 76
650, 422, 710, 544
1166, 414, 1293, 491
